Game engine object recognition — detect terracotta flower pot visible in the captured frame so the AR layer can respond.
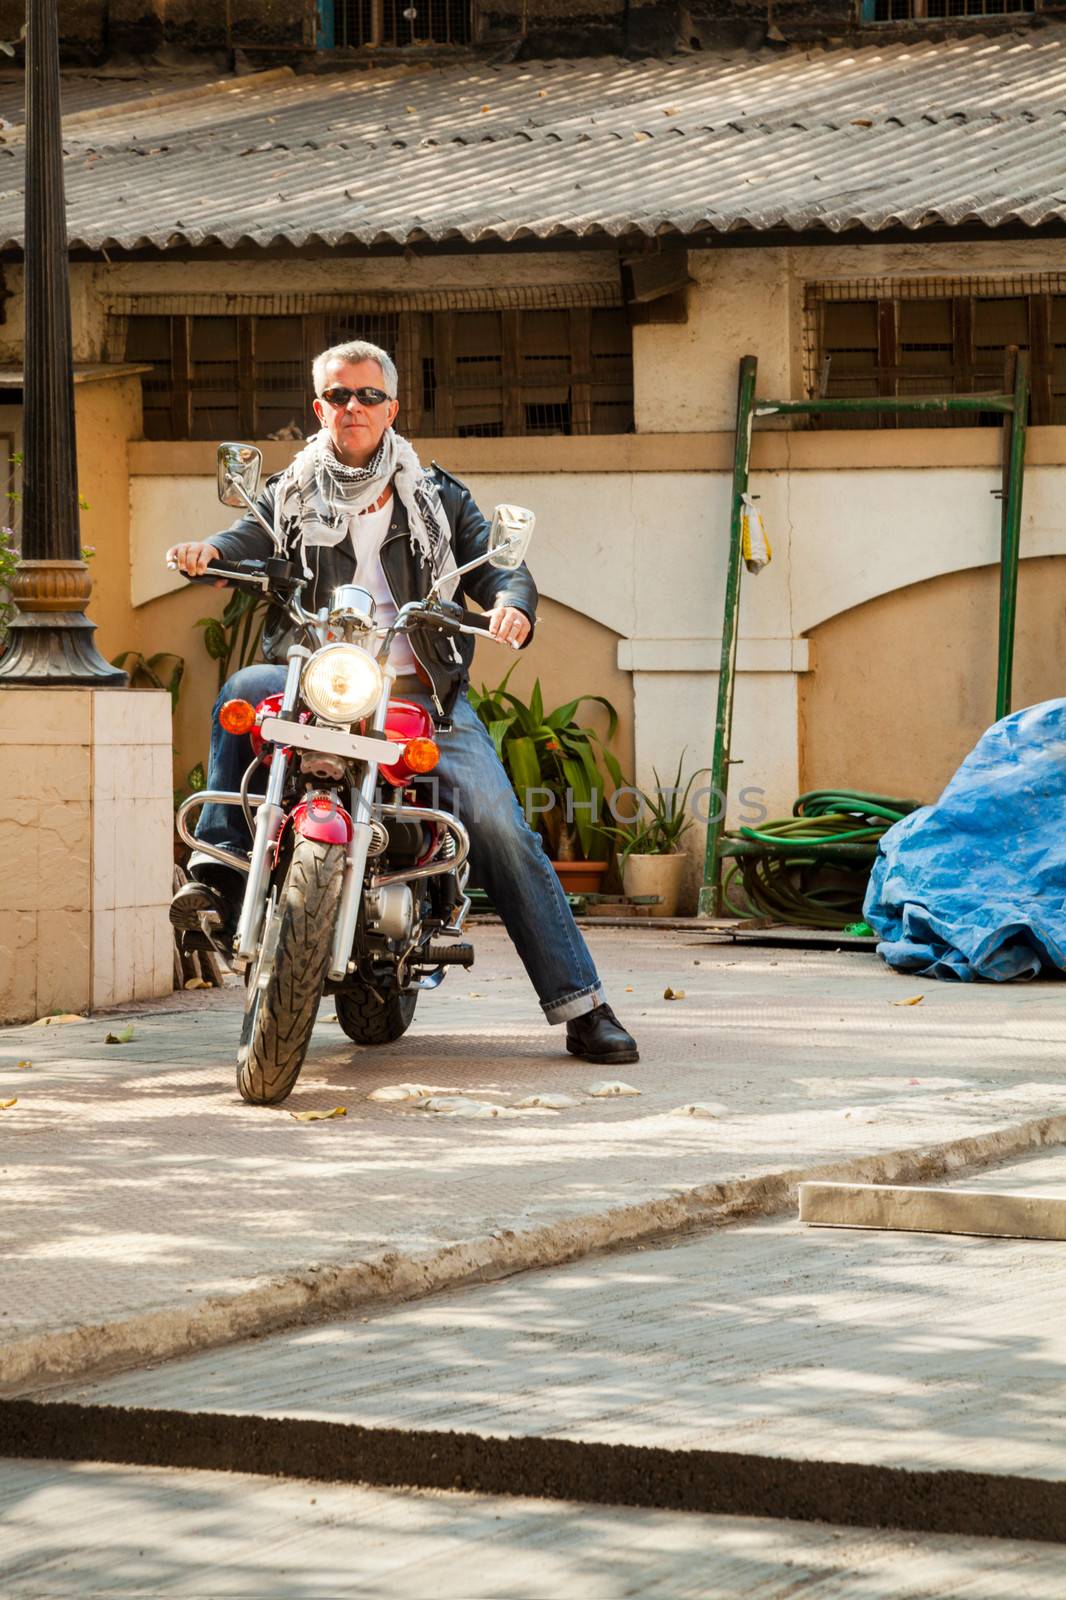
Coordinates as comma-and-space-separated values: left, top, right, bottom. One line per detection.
551, 859, 609, 896
622, 851, 688, 917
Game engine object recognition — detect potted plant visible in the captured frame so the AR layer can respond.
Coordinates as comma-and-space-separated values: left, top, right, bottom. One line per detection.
608, 754, 708, 917
470, 667, 624, 895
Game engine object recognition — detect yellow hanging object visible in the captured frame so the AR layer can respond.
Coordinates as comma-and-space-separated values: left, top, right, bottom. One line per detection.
741, 493, 772, 574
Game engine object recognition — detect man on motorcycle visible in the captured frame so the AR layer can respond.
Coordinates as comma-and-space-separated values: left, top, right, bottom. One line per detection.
167, 339, 638, 1066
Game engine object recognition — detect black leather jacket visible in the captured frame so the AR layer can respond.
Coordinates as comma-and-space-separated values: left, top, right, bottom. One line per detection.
208, 464, 538, 720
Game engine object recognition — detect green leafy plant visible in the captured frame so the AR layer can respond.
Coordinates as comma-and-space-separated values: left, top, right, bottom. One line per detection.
174, 761, 206, 816
469, 666, 624, 861
111, 649, 185, 713
196, 589, 270, 690
0, 524, 17, 647
605, 752, 709, 867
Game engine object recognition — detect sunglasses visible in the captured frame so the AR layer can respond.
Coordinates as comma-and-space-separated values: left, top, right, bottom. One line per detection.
320, 385, 393, 408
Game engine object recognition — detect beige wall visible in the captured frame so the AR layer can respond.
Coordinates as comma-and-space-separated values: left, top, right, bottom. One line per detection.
800, 555, 1066, 805
76, 373, 142, 659
71, 375, 229, 790
0, 688, 173, 1023
126, 429, 1066, 826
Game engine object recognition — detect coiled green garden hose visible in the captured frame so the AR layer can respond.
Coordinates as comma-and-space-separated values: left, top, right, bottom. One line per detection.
721, 789, 922, 930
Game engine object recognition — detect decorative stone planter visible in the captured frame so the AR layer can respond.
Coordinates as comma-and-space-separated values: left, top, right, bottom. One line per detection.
622, 851, 688, 917
551, 859, 609, 896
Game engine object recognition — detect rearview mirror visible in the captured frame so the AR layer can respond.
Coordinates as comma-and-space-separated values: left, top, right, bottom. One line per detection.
488, 504, 535, 571
217, 443, 263, 510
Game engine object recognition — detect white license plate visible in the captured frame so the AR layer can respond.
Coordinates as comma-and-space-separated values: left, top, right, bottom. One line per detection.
260, 717, 406, 764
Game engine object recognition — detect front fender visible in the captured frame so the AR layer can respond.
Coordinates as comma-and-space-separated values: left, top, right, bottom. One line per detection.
291, 796, 354, 845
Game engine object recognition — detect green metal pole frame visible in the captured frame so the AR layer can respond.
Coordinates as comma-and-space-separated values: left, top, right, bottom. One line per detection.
753, 395, 1013, 417
698, 361, 1028, 920
996, 350, 1029, 721
698, 354, 757, 917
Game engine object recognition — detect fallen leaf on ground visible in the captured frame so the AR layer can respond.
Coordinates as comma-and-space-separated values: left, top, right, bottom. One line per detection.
625, 986, 634, 992
290, 1106, 347, 1122
514, 1092, 581, 1111
16, 1060, 32, 1070
183, 978, 211, 990
663, 987, 686, 1000
893, 995, 924, 1007
0, 1097, 17, 1108
31, 1013, 86, 1027
104, 1024, 135, 1044
587, 1080, 640, 1097
672, 1102, 729, 1119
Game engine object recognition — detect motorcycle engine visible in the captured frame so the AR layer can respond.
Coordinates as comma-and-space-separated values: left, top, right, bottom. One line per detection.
363, 883, 415, 944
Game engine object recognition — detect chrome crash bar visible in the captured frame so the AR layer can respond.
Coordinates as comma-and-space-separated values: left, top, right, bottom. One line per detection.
174, 790, 263, 875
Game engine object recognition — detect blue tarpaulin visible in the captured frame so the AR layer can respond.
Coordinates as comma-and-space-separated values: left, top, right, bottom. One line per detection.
864, 700, 1066, 981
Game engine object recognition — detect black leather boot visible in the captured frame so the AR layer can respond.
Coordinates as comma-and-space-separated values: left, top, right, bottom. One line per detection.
170, 866, 242, 953
565, 1003, 639, 1065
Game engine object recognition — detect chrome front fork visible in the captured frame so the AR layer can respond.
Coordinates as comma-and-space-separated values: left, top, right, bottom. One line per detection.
234, 646, 308, 965
327, 670, 393, 982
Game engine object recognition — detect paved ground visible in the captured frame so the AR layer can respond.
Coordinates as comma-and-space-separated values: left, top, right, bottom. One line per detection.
4, 927, 1066, 1386
3, 1460, 1064, 1598
60, 1148, 1066, 1480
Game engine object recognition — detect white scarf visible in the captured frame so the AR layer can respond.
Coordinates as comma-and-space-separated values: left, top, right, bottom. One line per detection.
272, 427, 453, 585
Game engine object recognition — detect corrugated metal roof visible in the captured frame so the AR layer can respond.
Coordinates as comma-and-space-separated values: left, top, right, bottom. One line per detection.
0, 67, 224, 127
1, 28, 1065, 250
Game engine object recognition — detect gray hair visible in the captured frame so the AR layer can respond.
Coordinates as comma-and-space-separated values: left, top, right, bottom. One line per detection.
312, 339, 398, 400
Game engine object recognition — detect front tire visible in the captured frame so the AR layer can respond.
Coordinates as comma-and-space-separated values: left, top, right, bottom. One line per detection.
335, 983, 417, 1046
237, 837, 345, 1105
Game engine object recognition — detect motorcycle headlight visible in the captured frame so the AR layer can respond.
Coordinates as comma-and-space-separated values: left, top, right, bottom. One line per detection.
302, 643, 384, 725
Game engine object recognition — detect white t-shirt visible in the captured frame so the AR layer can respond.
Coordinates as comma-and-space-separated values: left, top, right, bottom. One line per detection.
348, 497, 418, 678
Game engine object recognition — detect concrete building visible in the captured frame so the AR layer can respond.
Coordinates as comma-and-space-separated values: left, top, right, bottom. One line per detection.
1, 9, 1064, 1007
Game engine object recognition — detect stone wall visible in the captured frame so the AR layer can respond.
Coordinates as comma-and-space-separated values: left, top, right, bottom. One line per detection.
0, 687, 174, 1023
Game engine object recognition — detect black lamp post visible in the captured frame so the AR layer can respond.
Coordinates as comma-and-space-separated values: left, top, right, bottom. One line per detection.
0, 0, 125, 685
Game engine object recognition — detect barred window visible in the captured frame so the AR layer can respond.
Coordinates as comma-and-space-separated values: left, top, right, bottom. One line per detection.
861, 0, 1038, 20
806, 278, 1066, 428
320, 0, 471, 48
124, 308, 633, 442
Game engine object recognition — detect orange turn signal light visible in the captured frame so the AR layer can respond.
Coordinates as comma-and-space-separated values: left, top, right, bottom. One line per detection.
404, 736, 440, 774
219, 698, 257, 736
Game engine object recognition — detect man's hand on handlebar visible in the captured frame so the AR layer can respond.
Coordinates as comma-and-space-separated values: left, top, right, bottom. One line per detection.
486, 605, 531, 649
166, 540, 225, 581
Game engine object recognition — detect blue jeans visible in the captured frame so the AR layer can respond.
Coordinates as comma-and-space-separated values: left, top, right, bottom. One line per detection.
195, 665, 605, 1024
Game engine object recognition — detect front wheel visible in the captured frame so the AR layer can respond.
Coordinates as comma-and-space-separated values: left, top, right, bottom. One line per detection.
335, 983, 417, 1046
237, 836, 345, 1105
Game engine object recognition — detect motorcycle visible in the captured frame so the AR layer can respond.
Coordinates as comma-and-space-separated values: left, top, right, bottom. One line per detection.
174, 442, 534, 1106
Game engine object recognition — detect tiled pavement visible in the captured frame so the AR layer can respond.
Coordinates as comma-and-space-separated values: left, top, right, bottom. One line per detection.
3, 925, 1066, 1370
